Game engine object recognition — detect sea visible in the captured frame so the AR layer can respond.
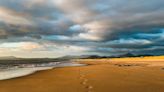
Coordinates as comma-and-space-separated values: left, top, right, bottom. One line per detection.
0, 61, 85, 80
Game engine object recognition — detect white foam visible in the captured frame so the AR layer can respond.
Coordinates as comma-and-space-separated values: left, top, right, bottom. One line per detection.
0, 62, 86, 80
0, 67, 53, 80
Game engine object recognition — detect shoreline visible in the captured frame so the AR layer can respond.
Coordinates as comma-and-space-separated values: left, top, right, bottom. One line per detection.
0, 57, 164, 92
0, 67, 54, 81
0, 62, 86, 81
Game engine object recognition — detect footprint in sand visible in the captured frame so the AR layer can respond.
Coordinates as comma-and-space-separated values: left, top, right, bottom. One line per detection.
114, 64, 140, 67
79, 74, 85, 79
79, 70, 94, 92
86, 85, 94, 92
86, 85, 93, 89
81, 81, 87, 85
81, 79, 88, 85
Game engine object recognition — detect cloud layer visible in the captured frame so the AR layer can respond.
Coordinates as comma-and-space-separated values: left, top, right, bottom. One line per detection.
0, 0, 164, 57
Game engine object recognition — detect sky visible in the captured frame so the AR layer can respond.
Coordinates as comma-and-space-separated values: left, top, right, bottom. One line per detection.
0, 0, 164, 58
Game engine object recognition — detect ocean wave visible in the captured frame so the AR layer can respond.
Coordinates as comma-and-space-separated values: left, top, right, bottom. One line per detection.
0, 62, 86, 80
0, 67, 53, 80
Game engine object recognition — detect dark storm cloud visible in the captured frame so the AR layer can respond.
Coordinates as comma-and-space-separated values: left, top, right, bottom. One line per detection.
0, 0, 164, 57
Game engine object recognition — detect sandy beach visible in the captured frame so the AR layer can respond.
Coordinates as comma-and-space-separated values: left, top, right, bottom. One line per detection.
0, 56, 164, 92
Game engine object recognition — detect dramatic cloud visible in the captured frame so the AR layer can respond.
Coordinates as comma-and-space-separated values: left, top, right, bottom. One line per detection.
0, 0, 164, 57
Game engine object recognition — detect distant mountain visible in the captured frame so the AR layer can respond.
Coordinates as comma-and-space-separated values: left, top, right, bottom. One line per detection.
115, 53, 155, 58
60, 53, 156, 59
59, 55, 92, 59
118, 52, 136, 57
59, 55, 111, 59
0, 56, 18, 60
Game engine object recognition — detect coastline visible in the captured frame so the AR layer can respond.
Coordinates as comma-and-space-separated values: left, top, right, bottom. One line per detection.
0, 62, 86, 81
0, 57, 164, 92
0, 67, 54, 81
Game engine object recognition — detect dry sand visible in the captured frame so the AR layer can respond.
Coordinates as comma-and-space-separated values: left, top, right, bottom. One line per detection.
0, 56, 164, 92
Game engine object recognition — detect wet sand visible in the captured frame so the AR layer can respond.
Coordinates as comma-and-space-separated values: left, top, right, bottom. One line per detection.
0, 56, 164, 92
